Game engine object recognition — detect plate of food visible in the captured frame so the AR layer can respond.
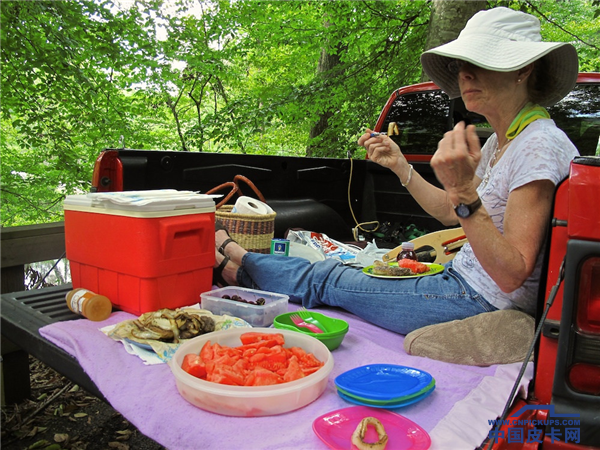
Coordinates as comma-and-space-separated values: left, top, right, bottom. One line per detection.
313, 406, 431, 450
362, 260, 444, 279
105, 307, 252, 359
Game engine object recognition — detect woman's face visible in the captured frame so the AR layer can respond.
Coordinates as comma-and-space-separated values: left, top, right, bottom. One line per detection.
453, 61, 523, 117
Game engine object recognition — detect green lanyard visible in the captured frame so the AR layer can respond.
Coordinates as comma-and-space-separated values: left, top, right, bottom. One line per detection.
506, 103, 550, 140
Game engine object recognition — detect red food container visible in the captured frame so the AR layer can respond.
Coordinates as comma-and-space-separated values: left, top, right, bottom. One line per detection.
64, 190, 215, 316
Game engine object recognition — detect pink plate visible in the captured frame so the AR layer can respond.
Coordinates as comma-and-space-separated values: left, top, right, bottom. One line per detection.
313, 405, 431, 449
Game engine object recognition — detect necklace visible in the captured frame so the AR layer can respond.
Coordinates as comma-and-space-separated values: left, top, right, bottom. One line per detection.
481, 139, 511, 187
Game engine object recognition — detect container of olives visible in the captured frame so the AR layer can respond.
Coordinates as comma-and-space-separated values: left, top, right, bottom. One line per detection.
200, 286, 289, 327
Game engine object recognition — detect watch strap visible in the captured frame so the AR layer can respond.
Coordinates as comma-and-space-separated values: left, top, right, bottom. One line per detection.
455, 197, 482, 218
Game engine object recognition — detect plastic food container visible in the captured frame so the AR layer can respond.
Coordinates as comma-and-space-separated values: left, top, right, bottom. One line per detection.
200, 287, 288, 327
170, 328, 334, 416
273, 312, 349, 351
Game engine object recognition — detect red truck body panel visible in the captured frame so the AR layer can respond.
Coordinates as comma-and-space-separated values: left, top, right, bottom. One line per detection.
568, 163, 600, 242
535, 180, 570, 406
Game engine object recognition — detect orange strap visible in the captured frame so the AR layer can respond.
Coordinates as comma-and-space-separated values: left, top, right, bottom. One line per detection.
206, 175, 267, 208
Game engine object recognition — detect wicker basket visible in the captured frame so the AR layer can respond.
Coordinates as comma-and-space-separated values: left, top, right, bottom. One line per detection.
216, 205, 276, 254
208, 175, 276, 254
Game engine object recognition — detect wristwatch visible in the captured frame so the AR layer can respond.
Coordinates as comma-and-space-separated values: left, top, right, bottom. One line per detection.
454, 197, 482, 218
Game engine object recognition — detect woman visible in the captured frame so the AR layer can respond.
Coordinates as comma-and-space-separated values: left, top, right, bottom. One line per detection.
212, 7, 580, 334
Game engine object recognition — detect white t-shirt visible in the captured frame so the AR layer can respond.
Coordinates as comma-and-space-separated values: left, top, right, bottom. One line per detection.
452, 119, 579, 315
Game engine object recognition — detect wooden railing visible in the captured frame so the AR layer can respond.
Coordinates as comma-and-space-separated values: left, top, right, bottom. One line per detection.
1, 222, 66, 404
1, 222, 66, 294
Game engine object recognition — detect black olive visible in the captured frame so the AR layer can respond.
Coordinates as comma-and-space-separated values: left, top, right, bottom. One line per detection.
221, 294, 266, 306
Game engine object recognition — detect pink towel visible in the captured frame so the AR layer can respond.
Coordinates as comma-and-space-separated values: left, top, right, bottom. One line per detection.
40, 306, 530, 449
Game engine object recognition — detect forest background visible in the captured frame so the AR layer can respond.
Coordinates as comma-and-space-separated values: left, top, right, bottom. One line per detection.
2, 0, 599, 228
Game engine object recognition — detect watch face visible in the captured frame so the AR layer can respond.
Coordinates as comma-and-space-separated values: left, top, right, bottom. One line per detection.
456, 204, 470, 218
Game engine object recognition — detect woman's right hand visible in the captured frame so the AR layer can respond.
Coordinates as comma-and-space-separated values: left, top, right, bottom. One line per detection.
357, 129, 407, 174
430, 122, 481, 206
360, 128, 457, 225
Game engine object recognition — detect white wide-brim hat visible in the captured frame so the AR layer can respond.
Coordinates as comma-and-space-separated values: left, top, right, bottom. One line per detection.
420, 7, 578, 106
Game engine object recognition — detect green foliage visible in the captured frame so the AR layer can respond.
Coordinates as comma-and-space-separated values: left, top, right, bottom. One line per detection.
1, 0, 598, 226
1, 0, 176, 225
520, 0, 600, 72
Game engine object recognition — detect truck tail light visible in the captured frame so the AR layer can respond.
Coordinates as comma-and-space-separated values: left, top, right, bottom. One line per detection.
91, 150, 123, 192
568, 256, 600, 396
552, 238, 600, 447
576, 256, 600, 334
568, 363, 600, 395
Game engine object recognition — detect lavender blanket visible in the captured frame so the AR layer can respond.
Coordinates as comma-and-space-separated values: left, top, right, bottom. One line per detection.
40, 305, 531, 450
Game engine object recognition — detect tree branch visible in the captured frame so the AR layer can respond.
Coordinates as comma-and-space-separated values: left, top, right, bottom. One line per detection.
526, 0, 599, 49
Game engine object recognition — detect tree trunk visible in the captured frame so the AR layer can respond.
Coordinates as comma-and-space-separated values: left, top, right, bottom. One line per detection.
306, 47, 342, 157
166, 96, 189, 152
421, 0, 488, 82
306, 17, 346, 158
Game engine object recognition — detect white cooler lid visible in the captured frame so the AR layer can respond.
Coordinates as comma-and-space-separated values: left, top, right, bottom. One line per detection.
64, 190, 218, 217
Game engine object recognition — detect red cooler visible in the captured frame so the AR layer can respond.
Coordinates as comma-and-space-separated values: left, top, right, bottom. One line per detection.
64, 190, 215, 315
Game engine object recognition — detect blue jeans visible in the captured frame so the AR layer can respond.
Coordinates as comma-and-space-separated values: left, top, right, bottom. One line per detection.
237, 254, 497, 335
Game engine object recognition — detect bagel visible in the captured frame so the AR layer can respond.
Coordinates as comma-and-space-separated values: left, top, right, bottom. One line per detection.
351, 417, 389, 450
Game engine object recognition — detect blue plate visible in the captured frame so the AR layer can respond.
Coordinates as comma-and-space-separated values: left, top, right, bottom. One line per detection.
336, 378, 435, 405
337, 387, 435, 409
335, 364, 433, 402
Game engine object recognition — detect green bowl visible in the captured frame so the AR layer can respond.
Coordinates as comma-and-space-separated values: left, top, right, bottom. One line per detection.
273, 311, 349, 351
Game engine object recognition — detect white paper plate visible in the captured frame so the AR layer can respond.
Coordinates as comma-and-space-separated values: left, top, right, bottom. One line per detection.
289, 242, 326, 263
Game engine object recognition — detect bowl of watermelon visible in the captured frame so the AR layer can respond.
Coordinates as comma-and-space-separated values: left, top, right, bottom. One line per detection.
170, 328, 334, 416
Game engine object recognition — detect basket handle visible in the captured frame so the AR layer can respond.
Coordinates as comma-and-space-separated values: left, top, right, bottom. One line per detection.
206, 181, 238, 209
233, 175, 267, 203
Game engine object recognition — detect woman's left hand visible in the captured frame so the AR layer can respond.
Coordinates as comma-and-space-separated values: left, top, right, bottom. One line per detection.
431, 122, 481, 205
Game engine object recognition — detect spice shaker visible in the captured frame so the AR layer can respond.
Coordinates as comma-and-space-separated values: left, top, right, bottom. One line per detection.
66, 288, 112, 321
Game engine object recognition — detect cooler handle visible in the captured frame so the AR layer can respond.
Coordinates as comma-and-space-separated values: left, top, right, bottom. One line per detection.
159, 214, 214, 257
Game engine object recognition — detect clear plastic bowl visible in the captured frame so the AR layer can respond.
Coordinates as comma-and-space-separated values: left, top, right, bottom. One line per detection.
170, 328, 334, 417
200, 286, 288, 327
